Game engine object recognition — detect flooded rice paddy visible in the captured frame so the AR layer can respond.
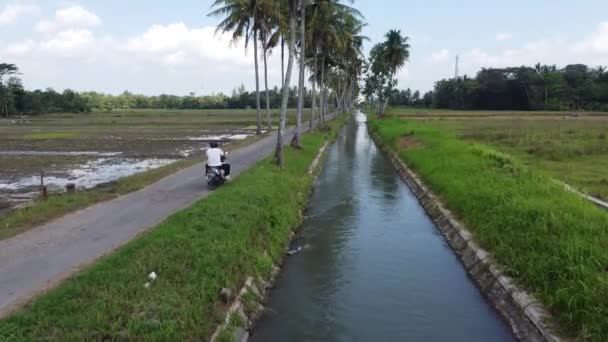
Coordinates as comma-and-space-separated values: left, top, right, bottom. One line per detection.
0, 109, 272, 210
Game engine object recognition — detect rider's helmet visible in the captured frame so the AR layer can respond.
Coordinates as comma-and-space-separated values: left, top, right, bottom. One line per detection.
210, 141, 219, 148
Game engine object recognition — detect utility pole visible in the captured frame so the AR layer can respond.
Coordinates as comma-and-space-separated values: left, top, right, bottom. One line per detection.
455, 55, 460, 79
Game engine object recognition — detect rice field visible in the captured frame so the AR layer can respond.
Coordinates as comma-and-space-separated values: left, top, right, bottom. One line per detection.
386, 107, 608, 200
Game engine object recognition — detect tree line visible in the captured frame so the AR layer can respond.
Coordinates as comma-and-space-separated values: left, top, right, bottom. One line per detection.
209, 0, 366, 166
427, 64, 608, 111
0, 66, 317, 116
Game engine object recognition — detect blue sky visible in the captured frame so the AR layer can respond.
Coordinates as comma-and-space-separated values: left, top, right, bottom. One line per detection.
1, 0, 607, 95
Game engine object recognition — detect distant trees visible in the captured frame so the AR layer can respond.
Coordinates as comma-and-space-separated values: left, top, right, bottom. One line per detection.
387, 88, 431, 108
430, 64, 608, 111
0, 63, 316, 116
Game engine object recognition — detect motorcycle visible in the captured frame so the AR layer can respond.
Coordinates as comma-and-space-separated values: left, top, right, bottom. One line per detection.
206, 152, 228, 188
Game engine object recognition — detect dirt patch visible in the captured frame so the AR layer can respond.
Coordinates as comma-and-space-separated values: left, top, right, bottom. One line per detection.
397, 135, 423, 150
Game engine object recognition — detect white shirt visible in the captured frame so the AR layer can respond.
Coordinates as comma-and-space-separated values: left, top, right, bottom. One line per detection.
206, 148, 224, 167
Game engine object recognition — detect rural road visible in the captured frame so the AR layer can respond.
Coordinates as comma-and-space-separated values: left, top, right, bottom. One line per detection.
0, 114, 335, 318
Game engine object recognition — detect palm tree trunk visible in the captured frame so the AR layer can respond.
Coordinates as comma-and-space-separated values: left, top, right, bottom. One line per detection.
292, 0, 305, 148
310, 50, 317, 130
263, 45, 271, 130
254, 29, 261, 135
275, 4, 297, 167
320, 53, 326, 124
380, 71, 395, 117
281, 35, 285, 89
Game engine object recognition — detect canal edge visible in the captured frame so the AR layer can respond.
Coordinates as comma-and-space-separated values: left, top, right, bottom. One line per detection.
368, 130, 562, 342
209, 114, 349, 342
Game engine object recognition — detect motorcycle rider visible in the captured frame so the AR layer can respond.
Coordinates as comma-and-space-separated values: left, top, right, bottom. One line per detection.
205, 141, 231, 180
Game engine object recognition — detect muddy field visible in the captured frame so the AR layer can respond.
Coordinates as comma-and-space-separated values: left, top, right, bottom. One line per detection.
388, 108, 608, 200
0, 109, 296, 208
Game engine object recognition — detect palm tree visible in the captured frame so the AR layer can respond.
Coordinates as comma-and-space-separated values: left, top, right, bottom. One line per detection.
274, 0, 297, 166
257, 0, 285, 131
291, 0, 307, 148
307, 0, 362, 122
209, 0, 263, 135
379, 29, 410, 116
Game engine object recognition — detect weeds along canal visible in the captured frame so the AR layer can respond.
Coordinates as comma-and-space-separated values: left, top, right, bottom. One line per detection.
251, 111, 515, 341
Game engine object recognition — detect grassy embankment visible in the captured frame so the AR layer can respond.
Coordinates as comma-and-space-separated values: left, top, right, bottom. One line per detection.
0, 115, 346, 341
383, 107, 608, 201
369, 115, 608, 340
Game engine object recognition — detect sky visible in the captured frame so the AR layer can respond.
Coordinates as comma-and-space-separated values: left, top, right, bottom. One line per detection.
1, 0, 607, 95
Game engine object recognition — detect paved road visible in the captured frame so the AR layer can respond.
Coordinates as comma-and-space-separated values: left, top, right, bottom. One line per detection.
0, 115, 335, 318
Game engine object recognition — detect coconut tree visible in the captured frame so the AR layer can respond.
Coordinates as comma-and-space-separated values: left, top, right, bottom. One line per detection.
274, 0, 297, 166
379, 29, 410, 116
291, 0, 307, 148
307, 0, 362, 123
209, 0, 263, 135
257, 0, 285, 131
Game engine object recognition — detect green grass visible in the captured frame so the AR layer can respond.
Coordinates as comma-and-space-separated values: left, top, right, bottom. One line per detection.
22, 132, 79, 139
430, 118, 608, 200
0, 115, 346, 341
384, 105, 608, 117
369, 116, 608, 340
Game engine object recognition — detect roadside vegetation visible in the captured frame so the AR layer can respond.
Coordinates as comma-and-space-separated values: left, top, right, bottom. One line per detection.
369, 115, 608, 340
0, 115, 346, 341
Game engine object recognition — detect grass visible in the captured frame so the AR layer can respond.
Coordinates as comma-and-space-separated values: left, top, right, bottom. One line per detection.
0, 133, 262, 241
383, 106, 608, 117
22, 132, 79, 139
430, 119, 608, 201
369, 115, 608, 340
0, 114, 346, 341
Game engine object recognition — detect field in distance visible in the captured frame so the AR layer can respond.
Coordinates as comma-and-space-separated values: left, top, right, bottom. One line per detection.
0, 108, 300, 208
386, 107, 608, 201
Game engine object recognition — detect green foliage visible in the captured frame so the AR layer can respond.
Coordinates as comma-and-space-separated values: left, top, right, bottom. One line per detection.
430, 64, 608, 111
0, 61, 314, 117
369, 116, 608, 340
22, 132, 79, 140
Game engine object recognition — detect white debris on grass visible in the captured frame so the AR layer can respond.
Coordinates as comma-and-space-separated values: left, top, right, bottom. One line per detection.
148, 271, 158, 280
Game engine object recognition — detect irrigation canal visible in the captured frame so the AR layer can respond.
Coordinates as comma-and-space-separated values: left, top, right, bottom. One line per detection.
251, 111, 515, 341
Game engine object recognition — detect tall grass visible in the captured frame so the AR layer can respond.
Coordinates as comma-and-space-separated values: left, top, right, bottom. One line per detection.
369, 116, 608, 340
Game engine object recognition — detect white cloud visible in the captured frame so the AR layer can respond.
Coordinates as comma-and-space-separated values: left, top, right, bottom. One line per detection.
431, 49, 450, 63
5, 40, 36, 56
35, 5, 100, 33
459, 28, 608, 77
40, 29, 96, 56
0, 3, 40, 26
496, 32, 513, 41
125, 23, 252, 66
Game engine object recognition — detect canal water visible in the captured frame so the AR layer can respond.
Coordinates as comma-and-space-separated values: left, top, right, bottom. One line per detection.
251, 112, 514, 341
